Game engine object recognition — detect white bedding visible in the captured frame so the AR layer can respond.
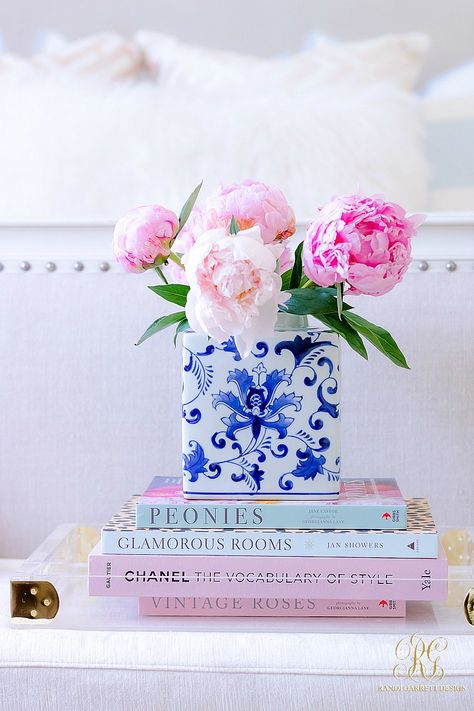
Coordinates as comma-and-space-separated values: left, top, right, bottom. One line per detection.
0, 31, 429, 221
0, 76, 428, 221
0, 28, 472, 217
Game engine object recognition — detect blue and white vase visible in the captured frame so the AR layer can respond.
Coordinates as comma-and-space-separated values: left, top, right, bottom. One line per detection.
181, 313, 341, 500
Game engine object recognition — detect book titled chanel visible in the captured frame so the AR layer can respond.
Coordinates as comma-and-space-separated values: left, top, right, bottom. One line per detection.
136, 476, 407, 530
88, 546, 448, 600
101, 497, 437, 558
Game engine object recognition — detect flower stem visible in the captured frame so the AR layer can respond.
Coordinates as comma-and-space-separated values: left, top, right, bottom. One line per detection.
336, 282, 344, 320
168, 251, 184, 268
300, 279, 312, 289
155, 265, 168, 284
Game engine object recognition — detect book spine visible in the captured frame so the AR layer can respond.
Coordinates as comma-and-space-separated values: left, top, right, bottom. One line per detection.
101, 529, 438, 558
89, 552, 448, 600
138, 596, 406, 617
136, 502, 407, 530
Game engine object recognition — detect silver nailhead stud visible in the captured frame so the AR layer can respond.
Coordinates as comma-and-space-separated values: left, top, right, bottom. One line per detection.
417, 260, 429, 271
20, 261, 31, 272
99, 261, 110, 272
45, 262, 56, 272
73, 261, 84, 272
445, 261, 457, 272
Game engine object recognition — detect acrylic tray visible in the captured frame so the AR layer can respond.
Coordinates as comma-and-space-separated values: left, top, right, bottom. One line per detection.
9, 523, 474, 634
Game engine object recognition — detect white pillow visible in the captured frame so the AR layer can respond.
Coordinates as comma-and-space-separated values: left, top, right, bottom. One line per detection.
0, 76, 428, 222
135, 31, 429, 93
305, 33, 430, 91
0, 33, 143, 81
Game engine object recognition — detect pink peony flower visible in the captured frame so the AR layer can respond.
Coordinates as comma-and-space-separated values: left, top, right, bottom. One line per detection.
201, 180, 296, 246
182, 226, 288, 358
165, 197, 295, 283
113, 205, 178, 273
303, 195, 423, 296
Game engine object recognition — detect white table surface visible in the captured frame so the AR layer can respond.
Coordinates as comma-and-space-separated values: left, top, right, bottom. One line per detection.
2, 559, 474, 711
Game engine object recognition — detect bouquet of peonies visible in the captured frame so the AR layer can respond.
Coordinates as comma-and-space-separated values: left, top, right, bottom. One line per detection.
113, 180, 423, 366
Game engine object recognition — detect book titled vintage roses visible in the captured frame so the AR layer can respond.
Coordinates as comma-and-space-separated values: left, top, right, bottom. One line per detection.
138, 596, 406, 617
136, 476, 407, 530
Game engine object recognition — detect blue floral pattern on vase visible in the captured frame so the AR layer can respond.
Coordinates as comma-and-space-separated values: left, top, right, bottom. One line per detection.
181, 328, 340, 499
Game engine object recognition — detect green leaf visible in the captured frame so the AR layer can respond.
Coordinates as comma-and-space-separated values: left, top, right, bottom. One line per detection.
344, 312, 409, 369
281, 287, 350, 316
173, 317, 190, 346
148, 283, 190, 307
136, 311, 186, 346
229, 216, 239, 235
281, 268, 292, 290
177, 181, 203, 234
317, 313, 368, 360
289, 241, 304, 290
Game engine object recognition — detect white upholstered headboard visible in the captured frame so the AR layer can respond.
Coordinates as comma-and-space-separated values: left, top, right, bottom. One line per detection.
1, 213, 473, 557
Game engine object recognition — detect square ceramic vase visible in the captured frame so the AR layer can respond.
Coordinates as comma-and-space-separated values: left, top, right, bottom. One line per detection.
181, 325, 341, 500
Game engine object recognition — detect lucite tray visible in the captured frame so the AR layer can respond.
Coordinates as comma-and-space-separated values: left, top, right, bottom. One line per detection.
9, 523, 474, 634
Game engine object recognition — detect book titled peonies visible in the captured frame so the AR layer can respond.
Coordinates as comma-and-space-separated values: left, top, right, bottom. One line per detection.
113, 180, 423, 365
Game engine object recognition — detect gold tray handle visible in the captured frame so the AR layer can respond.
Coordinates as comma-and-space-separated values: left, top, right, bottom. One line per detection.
464, 587, 474, 626
10, 580, 59, 620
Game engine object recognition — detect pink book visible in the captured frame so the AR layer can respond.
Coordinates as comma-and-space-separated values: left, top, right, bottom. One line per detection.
139, 596, 406, 617
88, 545, 447, 601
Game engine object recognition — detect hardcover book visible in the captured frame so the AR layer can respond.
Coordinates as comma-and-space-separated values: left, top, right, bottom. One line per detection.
88, 545, 448, 600
136, 476, 407, 530
102, 497, 437, 558
138, 596, 406, 617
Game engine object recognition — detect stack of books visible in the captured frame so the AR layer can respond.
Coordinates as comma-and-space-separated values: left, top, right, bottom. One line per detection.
88, 477, 448, 618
